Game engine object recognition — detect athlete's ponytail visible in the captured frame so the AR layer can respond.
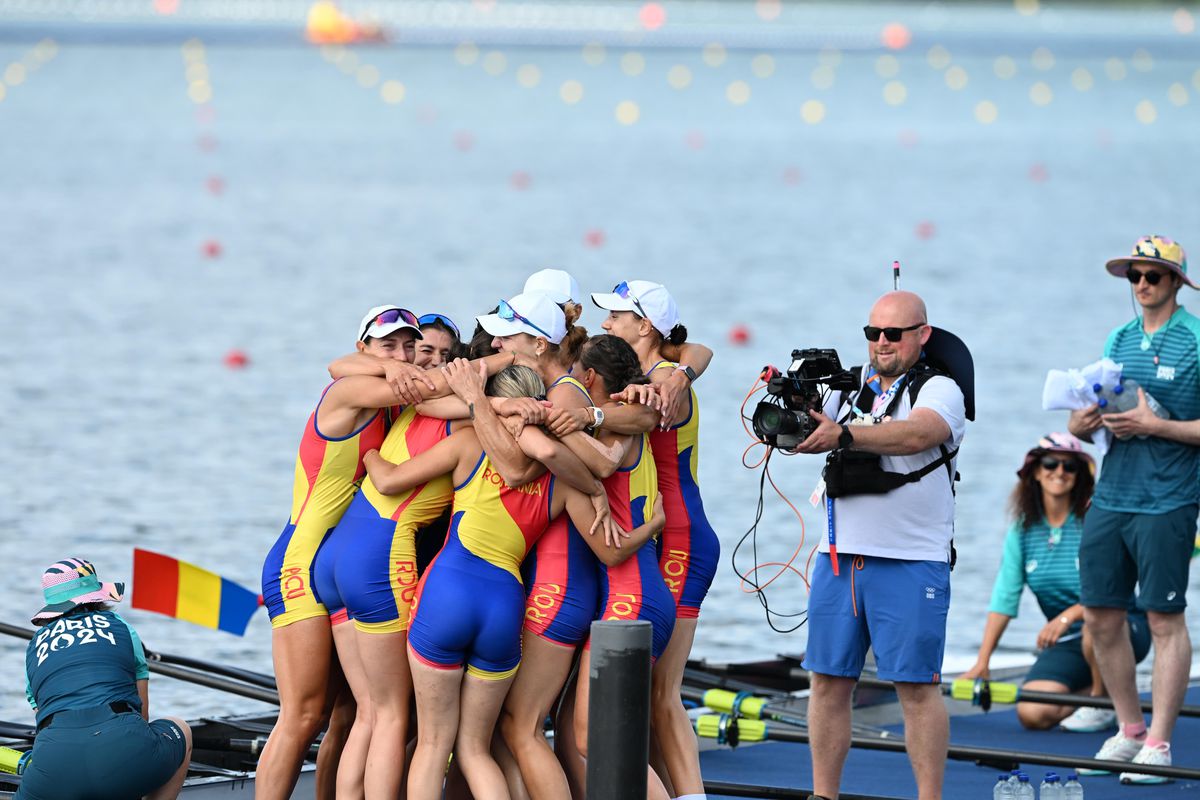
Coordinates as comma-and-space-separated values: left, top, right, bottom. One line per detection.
659, 323, 688, 362
580, 334, 648, 396
555, 324, 589, 370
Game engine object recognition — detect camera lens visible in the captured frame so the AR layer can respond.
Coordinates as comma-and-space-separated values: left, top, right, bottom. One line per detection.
752, 403, 800, 438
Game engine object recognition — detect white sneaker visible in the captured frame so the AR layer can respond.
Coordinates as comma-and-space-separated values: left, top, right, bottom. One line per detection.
1119, 743, 1172, 785
1077, 731, 1144, 775
1059, 705, 1117, 733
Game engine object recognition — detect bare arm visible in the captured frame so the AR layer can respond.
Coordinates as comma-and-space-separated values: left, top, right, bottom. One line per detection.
793, 407, 952, 456
330, 351, 517, 403
558, 430, 629, 479
363, 435, 462, 495
960, 612, 1011, 681
137, 679, 149, 721
566, 491, 664, 566
517, 426, 604, 496
1103, 389, 1200, 444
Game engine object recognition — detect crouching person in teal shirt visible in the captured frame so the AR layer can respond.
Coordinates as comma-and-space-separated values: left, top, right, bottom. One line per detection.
961, 434, 1150, 731
18, 558, 192, 800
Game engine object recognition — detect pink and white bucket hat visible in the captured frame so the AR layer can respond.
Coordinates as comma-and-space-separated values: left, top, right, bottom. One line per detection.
32, 558, 125, 624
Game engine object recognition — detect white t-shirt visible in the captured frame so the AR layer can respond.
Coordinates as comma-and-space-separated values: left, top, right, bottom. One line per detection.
818, 373, 966, 562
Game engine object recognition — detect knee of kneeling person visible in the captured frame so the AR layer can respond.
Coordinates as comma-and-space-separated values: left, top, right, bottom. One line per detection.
1015, 703, 1059, 731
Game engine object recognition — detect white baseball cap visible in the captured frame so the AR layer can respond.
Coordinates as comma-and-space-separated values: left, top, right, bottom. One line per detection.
477, 292, 568, 344
591, 280, 680, 337
523, 269, 582, 306
358, 305, 423, 342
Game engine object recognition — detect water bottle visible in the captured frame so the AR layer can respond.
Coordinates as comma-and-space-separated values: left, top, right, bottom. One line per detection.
1007, 768, 1021, 790
1092, 379, 1169, 438
1062, 773, 1084, 800
1039, 773, 1062, 800
1014, 774, 1035, 800
993, 774, 1014, 800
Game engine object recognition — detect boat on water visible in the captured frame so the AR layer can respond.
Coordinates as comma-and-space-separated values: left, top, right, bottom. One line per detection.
3, 654, 1197, 799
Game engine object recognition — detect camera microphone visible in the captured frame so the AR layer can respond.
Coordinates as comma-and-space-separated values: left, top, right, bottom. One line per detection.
760, 365, 780, 382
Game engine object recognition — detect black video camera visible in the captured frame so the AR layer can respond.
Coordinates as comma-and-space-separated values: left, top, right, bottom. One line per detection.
752, 349, 858, 450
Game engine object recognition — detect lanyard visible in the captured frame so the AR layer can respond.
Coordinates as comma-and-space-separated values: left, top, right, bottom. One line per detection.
825, 496, 839, 575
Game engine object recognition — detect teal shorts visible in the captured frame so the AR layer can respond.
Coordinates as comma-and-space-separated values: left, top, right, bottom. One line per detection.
1025, 612, 1152, 691
1079, 504, 1197, 613
16, 705, 187, 800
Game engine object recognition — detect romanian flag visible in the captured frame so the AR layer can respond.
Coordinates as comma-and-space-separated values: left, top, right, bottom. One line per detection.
132, 549, 263, 636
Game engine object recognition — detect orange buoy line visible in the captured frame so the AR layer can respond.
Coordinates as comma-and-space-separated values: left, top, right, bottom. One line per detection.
181, 39, 225, 263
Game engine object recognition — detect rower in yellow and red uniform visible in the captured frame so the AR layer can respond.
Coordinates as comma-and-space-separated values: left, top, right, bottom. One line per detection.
364, 358, 620, 800
256, 305, 424, 800
593, 280, 716, 800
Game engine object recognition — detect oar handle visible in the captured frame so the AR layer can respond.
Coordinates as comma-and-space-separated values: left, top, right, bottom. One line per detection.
701, 688, 767, 719
695, 714, 767, 747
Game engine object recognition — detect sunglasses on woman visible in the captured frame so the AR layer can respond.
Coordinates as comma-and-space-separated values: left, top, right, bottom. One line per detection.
1126, 268, 1166, 286
613, 281, 650, 320
418, 313, 461, 340
1040, 456, 1080, 473
360, 307, 420, 341
862, 323, 924, 343
498, 299, 554, 340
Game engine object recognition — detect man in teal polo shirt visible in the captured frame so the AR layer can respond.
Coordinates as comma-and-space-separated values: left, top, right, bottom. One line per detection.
1069, 235, 1200, 784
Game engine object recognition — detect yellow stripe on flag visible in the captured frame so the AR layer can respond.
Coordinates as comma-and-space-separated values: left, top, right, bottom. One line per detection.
176, 561, 221, 629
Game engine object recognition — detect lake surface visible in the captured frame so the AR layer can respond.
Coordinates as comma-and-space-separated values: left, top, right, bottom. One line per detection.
1, 0, 1199, 721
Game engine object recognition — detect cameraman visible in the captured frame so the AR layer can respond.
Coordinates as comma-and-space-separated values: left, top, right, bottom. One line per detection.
792, 291, 966, 800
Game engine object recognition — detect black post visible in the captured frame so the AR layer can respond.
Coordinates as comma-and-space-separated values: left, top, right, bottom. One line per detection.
586, 620, 652, 800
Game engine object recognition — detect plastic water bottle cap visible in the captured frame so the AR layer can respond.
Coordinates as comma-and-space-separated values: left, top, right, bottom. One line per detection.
1066, 773, 1078, 780
1113, 384, 1124, 394
1019, 775, 1030, 782
1097, 398, 1108, 408
1092, 383, 1102, 393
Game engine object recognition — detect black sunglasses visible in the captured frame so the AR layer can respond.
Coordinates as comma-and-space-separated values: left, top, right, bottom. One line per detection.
863, 323, 925, 343
1126, 268, 1166, 286
1040, 456, 1080, 473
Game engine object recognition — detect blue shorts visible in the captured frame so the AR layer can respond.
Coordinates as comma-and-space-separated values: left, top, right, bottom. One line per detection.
326, 492, 419, 634
262, 520, 333, 627
1025, 612, 1152, 690
803, 553, 950, 683
594, 540, 676, 661
523, 517, 600, 647
1079, 504, 1197, 613
17, 706, 187, 800
409, 523, 525, 680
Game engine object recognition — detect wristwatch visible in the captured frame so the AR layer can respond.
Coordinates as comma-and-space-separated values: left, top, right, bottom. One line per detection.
675, 364, 698, 383
586, 406, 605, 432
838, 424, 854, 449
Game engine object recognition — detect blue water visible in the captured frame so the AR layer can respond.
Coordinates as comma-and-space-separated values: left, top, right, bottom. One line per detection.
2, 2, 1199, 721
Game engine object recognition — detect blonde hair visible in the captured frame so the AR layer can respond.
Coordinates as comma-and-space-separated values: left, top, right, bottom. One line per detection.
487, 364, 546, 399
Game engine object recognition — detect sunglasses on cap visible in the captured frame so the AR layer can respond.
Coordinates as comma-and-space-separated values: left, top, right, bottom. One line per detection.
613, 281, 650, 320
863, 323, 925, 343
1126, 268, 1167, 286
1040, 456, 1080, 473
418, 313, 461, 340
360, 307, 420, 341
497, 299, 554, 340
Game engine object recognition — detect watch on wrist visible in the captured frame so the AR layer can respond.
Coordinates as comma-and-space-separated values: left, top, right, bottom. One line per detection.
675, 364, 698, 383
837, 423, 854, 449
586, 406, 605, 432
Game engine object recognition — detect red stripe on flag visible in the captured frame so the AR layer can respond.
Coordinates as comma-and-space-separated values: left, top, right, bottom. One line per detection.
131, 548, 181, 617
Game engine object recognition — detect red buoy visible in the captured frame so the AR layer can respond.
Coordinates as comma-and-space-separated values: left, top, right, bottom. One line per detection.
1029, 163, 1049, 183
728, 324, 751, 346
584, 229, 606, 248
201, 239, 223, 258
782, 166, 803, 185
205, 175, 226, 195
223, 349, 249, 369
453, 131, 475, 152
915, 221, 936, 240
510, 171, 532, 190
639, 3, 667, 30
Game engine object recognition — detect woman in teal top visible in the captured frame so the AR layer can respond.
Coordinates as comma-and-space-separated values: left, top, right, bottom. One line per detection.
962, 434, 1150, 731
19, 558, 192, 800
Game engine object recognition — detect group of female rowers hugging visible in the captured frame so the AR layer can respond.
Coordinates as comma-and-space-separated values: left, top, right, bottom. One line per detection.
255, 269, 720, 800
